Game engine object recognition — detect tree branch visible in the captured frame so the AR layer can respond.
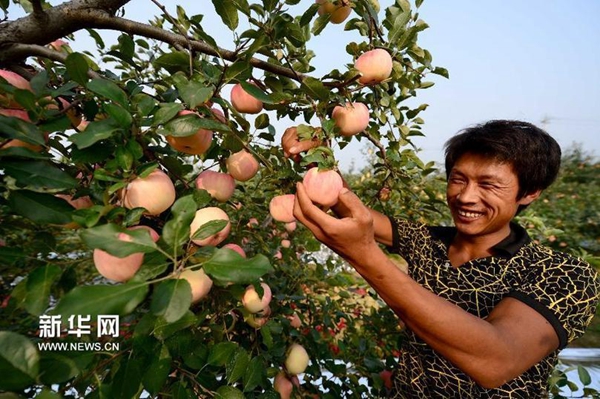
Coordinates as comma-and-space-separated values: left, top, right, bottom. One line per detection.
0, 0, 308, 83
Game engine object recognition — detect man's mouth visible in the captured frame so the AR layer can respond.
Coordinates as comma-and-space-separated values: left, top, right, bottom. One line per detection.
457, 209, 484, 219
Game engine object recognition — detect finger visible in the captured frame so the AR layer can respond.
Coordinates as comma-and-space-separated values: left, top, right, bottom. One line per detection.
294, 182, 340, 230
290, 139, 320, 155
335, 188, 372, 223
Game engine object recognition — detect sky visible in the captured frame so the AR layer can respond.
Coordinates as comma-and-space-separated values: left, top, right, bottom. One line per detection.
10, 1, 600, 172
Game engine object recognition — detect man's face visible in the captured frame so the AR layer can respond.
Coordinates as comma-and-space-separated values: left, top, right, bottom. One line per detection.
446, 153, 538, 241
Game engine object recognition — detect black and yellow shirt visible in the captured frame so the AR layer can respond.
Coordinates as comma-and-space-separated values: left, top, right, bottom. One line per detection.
387, 218, 600, 399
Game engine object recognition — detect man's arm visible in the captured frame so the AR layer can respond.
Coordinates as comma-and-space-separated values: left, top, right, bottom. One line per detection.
293, 183, 559, 388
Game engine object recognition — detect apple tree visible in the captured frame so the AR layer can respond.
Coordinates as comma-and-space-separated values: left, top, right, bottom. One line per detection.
0, 0, 447, 397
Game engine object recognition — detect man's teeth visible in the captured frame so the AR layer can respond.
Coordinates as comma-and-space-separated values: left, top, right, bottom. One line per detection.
458, 210, 482, 218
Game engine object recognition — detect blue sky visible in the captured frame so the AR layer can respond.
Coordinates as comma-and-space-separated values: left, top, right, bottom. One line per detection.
11, 1, 600, 171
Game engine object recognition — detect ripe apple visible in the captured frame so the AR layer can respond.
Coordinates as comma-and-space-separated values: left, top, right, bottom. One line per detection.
121, 169, 176, 215
284, 221, 297, 233
380, 369, 393, 389
354, 48, 393, 85
190, 207, 231, 246
211, 107, 226, 123
316, 0, 352, 24
285, 343, 310, 375
274, 371, 294, 399
226, 150, 259, 182
55, 193, 94, 229
269, 194, 296, 223
178, 268, 213, 302
223, 243, 246, 258
242, 282, 272, 313
332, 102, 370, 137
166, 110, 213, 155
0, 69, 32, 108
48, 39, 70, 52
46, 97, 82, 128
245, 305, 271, 328
287, 312, 302, 328
93, 225, 160, 282
302, 167, 344, 208
195, 170, 235, 202
230, 82, 263, 114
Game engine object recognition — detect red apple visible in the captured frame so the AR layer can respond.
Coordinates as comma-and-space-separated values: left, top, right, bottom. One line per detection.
0, 69, 32, 108
284, 221, 297, 233
121, 169, 176, 215
223, 243, 246, 258
190, 207, 231, 246
332, 102, 370, 137
226, 150, 259, 182
380, 370, 393, 389
166, 110, 213, 155
274, 371, 294, 399
316, 0, 352, 24
242, 282, 272, 313
354, 48, 393, 85
230, 82, 263, 114
302, 167, 344, 208
269, 194, 296, 223
93, 225, 160, 282
178, 268, 213, 302
195, 170, 235, 202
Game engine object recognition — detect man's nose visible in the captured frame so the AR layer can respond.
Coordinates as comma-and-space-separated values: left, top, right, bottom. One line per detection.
457, 183, 478, 203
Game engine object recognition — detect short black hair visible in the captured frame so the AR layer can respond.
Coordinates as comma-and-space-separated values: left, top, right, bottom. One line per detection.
444, 120, 562, 199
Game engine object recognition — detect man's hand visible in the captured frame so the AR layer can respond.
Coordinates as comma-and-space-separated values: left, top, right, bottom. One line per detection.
293, 182, 379, 265
281, 126, 321, 162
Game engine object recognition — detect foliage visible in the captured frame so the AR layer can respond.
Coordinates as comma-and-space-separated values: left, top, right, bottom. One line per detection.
0, 0, 443, 397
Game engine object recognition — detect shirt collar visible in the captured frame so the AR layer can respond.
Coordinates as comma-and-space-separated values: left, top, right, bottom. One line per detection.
430, 221, 531, 258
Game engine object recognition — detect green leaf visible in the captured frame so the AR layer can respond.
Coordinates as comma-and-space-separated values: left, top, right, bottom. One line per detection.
215, 386, 245, 399
51, 282, 149, 319
0, 331, 39, 391
243, 356, 264, 392
239, 81, 276, 104
142, 345, 171, 395
178, 82, 212, 109
153, 51, 190, 73
24, 265, 62, 316
162, 113, 230, 137
224, 61, 251, 82
150, 279, 193, 323
203, 248, 273, 285
212, 0, 239, 30
153, 103, 183, 126
162, 195, 197, 250
578, 365, 592, 386
191, 219, 229, 242
87, 78, 128, 108
0, 114, 45, 145
80, 223, 158, 257
104, 103, 133, 129
112, 358, 142, 399
2, 160, 78, 190
65, 52, 90, 85
208, 342, 238, 366
8, 190, 74, 224
38, 352, 79, 385
69, 119, 120, 149
226, 347, 250, 384
300, 77, 330, 101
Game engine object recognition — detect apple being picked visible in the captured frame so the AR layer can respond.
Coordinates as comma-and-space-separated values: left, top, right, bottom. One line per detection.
269, 194, 296, 223
302, 167, 344, 208
316, 0, 352, 24
0, 69, 32, 108
354, 48, 393, 85
332, 102, 370, 137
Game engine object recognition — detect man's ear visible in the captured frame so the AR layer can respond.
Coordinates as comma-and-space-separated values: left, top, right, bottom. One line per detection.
519, 190, 542, 206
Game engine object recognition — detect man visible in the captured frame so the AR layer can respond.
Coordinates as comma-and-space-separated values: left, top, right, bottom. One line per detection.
287, 120, 600, 398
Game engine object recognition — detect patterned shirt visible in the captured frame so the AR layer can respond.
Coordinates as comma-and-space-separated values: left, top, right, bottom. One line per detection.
387, 218, 600, 399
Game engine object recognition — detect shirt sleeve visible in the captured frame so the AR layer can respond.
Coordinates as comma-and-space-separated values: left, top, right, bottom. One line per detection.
506, 250, 600, 349
386, 216, 426, 258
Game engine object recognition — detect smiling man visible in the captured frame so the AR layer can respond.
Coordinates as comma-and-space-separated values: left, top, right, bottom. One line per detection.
290, 120, 600, 398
